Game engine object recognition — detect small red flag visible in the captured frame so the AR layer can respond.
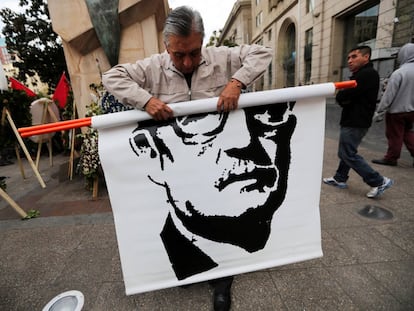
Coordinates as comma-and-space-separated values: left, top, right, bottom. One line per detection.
52, 72, 70, 109
9, 77, 37, 97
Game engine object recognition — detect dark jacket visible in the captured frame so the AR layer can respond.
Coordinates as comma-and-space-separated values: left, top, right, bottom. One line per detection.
336, 62, 379, 128
160, 213, 218, 280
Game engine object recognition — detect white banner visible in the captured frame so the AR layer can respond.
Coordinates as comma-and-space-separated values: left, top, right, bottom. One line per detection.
96, 85, 329, 295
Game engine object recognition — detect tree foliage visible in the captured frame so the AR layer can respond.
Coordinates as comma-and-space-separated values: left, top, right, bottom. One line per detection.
0, 0, 67, 89
206, 30, 222, 47
206, 29, 238, 48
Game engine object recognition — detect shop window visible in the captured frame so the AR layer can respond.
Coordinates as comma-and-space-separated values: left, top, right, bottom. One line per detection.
304, 28, 313, 83
343, 4, 379, 63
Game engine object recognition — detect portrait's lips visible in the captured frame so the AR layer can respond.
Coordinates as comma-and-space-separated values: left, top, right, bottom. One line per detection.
215, 167, 277, 193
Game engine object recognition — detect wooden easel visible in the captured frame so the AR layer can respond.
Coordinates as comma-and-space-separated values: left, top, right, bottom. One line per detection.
30, 98, 60, 170
2, 107, 46, 193
0, 187, 28, 218
1, 107, 46, 189
2, 107, 46, 188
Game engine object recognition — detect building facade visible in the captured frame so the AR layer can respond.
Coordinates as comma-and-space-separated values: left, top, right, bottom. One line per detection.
219, 0, 253, 45
219, 0, 414, 90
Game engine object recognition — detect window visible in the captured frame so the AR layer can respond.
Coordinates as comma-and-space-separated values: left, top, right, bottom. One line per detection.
269, 0, 283, 10
306, 0, 314, 14
256, 11, 263, 27
304, 28, 313, 83
268, 61, 273, 87
354, 6, 378, 44
282, 23, 296, 87
231, 29, 237, 44
343, 4, 379, 60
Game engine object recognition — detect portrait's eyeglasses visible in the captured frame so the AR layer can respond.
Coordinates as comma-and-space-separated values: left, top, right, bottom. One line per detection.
172, 102, 295, 145
172, 112, 228, 145
130, 102, 295, 153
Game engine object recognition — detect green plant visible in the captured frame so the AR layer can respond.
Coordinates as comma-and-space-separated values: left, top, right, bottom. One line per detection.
76, 84, 104, 191
76, 83, 130, 191
77, 127, 100, 190
0, 178, 6, 191
22, 209, 40, 220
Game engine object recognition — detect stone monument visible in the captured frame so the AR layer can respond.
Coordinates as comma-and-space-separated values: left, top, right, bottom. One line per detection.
47, 0, 169, 118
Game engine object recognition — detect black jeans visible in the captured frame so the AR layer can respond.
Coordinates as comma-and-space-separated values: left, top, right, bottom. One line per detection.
334, 127, 383, 186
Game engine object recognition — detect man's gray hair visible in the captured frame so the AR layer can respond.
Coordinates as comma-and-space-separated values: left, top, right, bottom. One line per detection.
163, 6, 204, 46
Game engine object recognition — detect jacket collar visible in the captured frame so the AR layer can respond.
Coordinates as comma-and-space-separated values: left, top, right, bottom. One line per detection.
350, 61, 373, 77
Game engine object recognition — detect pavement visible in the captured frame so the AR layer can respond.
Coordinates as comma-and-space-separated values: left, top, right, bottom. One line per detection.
0, 102, 413, 311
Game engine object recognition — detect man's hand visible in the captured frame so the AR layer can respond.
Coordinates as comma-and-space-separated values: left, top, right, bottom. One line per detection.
217, 79, 243, 112
144, 97, 174, 121
372, 111, 385, 122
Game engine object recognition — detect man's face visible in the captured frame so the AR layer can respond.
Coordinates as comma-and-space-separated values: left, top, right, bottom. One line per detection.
347, 49, 369, 73
166, 32, 203, 74
130, 103, 296, 251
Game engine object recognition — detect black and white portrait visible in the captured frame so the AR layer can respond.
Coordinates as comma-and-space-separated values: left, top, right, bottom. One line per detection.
129, 102, 296, 280
97, 91, 326, 295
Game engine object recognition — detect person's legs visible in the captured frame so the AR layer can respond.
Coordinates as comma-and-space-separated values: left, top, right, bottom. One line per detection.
384, 113, 405, 161
338, 127, 383, 187
323, 133, 351, 188
334, 159, 351, 183
323, 129, 352, 187
402, 112, 414, 158
332, 129, 352, 182
209, 276, 233, 311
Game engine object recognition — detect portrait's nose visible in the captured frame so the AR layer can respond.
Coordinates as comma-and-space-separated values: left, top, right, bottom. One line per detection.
223, 111, 272, 166
221, 110, 250, 148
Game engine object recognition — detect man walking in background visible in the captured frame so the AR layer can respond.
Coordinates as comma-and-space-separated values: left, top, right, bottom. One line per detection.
372, 42, 414, 167
323, 45, 393, 198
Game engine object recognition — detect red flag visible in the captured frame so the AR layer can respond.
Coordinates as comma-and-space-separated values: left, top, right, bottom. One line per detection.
9, 77, 37, 97
52, 72, 70, 109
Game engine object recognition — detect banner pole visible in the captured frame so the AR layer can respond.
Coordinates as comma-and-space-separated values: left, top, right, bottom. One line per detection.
17, 81, 357, 137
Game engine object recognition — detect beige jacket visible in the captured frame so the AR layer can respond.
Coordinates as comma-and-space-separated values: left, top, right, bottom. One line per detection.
102, 44, 273, 109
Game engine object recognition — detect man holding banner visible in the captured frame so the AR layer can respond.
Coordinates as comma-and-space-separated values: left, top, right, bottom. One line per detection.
103, 6, 272, 311
128, 101, 296, 272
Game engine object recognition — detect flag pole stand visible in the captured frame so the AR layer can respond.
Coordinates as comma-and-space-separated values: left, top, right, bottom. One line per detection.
92, 176, 99, 199
34, 101, 44, 169
68, 100, 78, 180
33, 99, 59, 170
47, 104, 59, 167
2, 107, 46, 188
14, 145, 26, 179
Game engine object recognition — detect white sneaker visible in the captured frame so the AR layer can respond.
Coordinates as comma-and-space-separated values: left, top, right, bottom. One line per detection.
366, 177, 394, 198
323, 177, 348, 189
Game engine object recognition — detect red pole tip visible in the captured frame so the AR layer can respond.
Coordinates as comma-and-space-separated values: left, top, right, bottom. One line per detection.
334, 80, 357, 89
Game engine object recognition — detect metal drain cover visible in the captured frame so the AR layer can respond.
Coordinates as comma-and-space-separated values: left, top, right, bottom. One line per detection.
358, 205, 393, 220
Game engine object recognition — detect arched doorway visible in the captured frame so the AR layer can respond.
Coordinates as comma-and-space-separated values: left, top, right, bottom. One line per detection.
277, 20, 296, 87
